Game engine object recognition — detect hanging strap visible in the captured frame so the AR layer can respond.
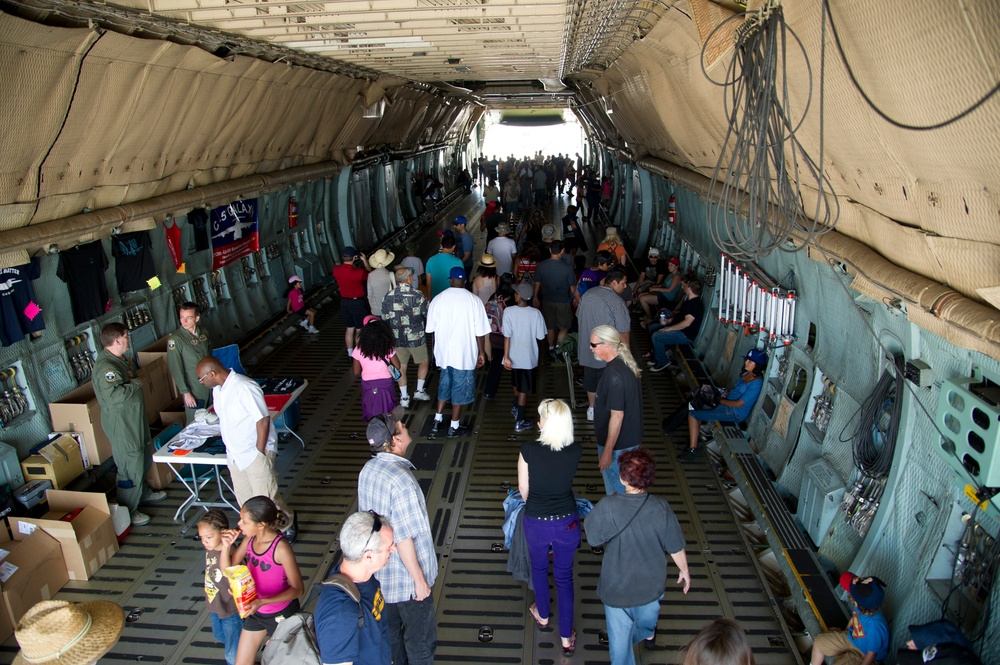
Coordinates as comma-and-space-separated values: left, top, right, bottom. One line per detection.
606, 494, 650, 543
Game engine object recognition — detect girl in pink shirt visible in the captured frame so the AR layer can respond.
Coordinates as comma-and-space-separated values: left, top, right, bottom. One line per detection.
285, 276, 318, 333
230, 496, 303, 665
352, 315, 401, 420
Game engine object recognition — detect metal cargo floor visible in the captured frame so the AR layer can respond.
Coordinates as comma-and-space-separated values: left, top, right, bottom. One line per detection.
1, 199, 801, 665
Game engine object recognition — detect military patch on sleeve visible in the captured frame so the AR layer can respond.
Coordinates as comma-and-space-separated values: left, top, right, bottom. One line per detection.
167, 339, 177, 350
105, 371, 117, 382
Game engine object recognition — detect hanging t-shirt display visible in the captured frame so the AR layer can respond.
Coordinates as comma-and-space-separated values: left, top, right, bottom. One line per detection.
187, 208, 211, 251
164, 218, 184, 272
111, 231, 156, 294
0, 258, 45, 347
57, 241, 109, 325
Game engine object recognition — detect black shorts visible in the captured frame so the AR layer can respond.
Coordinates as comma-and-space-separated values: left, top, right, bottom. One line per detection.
511, 367, 537, 395
583, 365, 605, 393
293, 306, 308, 319
341, 297, 369, 328
242, 598, 300, 635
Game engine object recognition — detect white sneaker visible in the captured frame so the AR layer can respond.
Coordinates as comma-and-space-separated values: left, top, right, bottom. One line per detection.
400, 395, 411, 408
299, 319, 310, 329
413, 390, 432, 401
586, 406, 594, 421
141, 490, 167, 505
307, 325, 320, 334
130, 510, 151, 526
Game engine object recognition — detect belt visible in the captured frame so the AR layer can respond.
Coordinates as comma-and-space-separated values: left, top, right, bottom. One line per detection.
534, 512, 575, 522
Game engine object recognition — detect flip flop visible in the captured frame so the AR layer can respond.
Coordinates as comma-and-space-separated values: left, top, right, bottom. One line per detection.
529, 603, 549, 629
562, 630, 577, 656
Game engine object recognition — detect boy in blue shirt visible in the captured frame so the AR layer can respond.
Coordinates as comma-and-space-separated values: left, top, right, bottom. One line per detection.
811, 572, 889, 665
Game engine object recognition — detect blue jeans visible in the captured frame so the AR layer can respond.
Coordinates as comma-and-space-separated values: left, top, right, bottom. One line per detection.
604, 595, 663, 665
211, 612, 243, 665
384, 596, 437, 665
597, 444, 637, 495
522, 512, 581, 639
652, 329, 693, 366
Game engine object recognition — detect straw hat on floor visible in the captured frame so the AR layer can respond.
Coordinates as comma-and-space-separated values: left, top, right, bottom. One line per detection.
14, 600, 124, 665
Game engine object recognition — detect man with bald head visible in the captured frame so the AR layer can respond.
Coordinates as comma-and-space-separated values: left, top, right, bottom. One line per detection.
195, 356, 298, 542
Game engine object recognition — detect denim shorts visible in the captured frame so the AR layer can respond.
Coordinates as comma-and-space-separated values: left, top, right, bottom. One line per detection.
438, 367, 476, 405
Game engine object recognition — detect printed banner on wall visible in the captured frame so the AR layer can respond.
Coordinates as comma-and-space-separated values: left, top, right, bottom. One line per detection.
211, 199, 259, 269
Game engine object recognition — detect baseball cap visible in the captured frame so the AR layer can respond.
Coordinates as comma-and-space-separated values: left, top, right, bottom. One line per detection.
541, 224, 557, 240
288, 275, 303, 284
745, 348, 767, 366
516, 283, 534, 301
449, 266, 467, 280
648, 247, 660, 257
366, 416, 395, 450
437, 229, 454, 237
453, 215, 468, 226
363, 315, 380, 326
668, 257, 680, 266
341, 246, 358, 258
839, 572, 885, 610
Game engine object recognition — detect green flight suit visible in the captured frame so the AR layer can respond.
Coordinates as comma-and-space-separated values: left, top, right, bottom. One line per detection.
92, 349, 151, 512
166, 326, 212, 422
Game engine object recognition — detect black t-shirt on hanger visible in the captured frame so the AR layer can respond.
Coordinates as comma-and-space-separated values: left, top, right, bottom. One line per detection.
111, 231, 156, 294
57, 241, 109, 325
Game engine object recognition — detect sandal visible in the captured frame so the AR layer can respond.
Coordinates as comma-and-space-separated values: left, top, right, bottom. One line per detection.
528, 603, 549, 628
562, 630, 577, 656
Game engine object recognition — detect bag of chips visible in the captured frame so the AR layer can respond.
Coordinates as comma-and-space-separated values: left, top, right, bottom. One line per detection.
224, 565, 258, 618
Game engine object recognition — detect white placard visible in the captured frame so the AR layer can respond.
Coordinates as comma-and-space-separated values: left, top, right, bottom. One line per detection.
0, 561, 18, 583
17, 521, 36, 535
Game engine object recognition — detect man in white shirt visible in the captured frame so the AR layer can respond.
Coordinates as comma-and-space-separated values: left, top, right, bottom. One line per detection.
195, 356, 298, 542
425, 267, 490, 438
486, 223, 518, 276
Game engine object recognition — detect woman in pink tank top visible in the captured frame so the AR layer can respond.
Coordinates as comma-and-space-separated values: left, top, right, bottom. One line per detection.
231, 496, 303, 665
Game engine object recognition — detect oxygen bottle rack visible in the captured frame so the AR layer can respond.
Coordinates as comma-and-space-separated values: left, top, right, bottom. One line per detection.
253, 250, 270, 281
0, 361, 36, 430
241, 256, 258, 287
64, 329, 97, 384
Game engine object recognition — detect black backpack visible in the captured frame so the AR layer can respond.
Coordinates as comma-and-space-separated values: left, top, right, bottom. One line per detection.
261, 574, 363, 665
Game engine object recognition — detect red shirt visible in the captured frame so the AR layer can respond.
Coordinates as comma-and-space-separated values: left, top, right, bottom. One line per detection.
332, 263, 368, 298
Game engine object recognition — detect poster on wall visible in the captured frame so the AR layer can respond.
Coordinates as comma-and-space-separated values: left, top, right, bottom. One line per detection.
211, 199, 259, 269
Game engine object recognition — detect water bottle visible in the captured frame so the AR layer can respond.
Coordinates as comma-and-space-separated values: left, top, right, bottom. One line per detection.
659, 310, 668, 325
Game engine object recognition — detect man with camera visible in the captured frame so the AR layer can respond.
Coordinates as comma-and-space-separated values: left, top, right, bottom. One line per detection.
333, 245, 371, 357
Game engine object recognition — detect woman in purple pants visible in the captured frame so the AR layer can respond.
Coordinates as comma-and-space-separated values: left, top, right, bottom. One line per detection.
517, 398, 583, 655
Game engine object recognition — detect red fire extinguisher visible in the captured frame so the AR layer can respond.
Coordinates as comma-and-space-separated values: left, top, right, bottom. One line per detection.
288, 197, 298, 229
667, 195, 677, 224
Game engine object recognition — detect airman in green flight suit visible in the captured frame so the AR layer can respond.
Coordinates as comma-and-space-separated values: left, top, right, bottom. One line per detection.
167, 301, 212, 422
92, 322, 165, 527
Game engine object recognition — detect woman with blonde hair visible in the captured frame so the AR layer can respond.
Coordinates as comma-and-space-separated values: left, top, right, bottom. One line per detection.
517, 398, 582, 656
598, 227, 628, 266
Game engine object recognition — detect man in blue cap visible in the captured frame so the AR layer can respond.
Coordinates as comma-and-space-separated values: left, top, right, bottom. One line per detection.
425, 266, 490, 437
452, 216, 474, 273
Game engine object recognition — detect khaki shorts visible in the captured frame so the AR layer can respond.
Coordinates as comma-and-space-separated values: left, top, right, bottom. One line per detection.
396, 344, 428, 365
812, 631, 864, 665
540, 301, 572, 331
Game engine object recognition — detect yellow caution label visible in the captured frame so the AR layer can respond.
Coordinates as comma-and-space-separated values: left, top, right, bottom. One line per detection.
965, 484, 989, 510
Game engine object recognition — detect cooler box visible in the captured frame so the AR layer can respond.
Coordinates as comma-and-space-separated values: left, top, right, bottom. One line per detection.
274, 399, 301, 431
14, 480, 52, 509
0, 442, 24, 490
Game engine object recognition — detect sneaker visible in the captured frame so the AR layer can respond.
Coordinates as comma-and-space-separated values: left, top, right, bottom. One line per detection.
646, 358, 658, 366
130, 510, 151, 526
399, 395, 411, 408
307, 325, 320, 334
447, 425, 470, 439
649, 363, 670, 373
677, 447, 702, 464
299, 319, 310, 329
514, 420, 534, 432
430, 419, 443, 433
413, 390, 432, 401
141, 490, 167, 505
586, 406, 594, 421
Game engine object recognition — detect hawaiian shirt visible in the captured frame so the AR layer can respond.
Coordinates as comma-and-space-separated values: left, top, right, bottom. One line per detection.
381, 282, 428, 348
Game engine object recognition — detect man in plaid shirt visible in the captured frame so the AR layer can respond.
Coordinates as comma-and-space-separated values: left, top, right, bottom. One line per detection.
358, 413, 438, 665
382, 266, 432, 408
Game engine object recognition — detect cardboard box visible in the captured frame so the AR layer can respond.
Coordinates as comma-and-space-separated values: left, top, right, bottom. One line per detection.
21, 435, 86, 490
9, 490, 119, 581
159, 395, 187, 429
0, 528, 70, 637
136, 356, 173, 425
138, 334, 179, 400
49, 431, 90, 470
49, 383, 112, 465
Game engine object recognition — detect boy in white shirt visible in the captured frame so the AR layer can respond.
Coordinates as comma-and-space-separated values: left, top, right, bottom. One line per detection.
502, 283, 548, 432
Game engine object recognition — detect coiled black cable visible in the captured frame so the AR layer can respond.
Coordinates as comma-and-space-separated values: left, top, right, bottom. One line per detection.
841, 355, 903, 479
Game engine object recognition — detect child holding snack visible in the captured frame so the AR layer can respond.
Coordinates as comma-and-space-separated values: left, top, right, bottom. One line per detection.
198, 509, 242, 665
231, 496, 304, 665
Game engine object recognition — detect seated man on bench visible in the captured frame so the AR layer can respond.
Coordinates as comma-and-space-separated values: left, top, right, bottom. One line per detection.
663, 349, 767, 463
643, 278, 704, 372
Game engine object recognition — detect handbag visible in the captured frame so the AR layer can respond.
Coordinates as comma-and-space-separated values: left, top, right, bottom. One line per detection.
383, 358, 402, 382
690, 384, 724, 411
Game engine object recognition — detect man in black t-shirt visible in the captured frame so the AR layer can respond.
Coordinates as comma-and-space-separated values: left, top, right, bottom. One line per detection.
648, 279, 704, 371
591, 326, 643, 495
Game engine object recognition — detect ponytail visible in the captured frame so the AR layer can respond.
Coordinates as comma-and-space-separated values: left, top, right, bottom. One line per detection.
591, 325, 642, 377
